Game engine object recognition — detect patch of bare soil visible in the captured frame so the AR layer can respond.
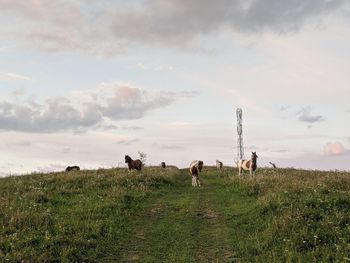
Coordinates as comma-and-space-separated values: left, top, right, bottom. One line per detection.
197, 208, 218, 220
148, 206, 162, 218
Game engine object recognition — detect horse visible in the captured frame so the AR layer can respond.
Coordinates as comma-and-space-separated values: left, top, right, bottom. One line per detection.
65, 166, 80, 172
216, 160, 223, 169
269, 162, 277, 169
189, 160, 203, 187
238, 152, 258, 176
125, 155, 142, 171
161, 162, 166, 168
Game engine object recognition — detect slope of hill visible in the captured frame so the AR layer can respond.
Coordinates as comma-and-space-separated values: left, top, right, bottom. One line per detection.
1, 167, 349, 262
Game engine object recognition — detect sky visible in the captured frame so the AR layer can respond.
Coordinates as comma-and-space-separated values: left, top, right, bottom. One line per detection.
0, 0, 349, 176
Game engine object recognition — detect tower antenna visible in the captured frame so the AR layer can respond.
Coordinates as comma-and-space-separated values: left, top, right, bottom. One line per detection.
236, 108, 245, 162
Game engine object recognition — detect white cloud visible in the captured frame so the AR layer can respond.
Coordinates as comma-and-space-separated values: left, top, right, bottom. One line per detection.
0, 72, 31, 81
0, 83, 198, 133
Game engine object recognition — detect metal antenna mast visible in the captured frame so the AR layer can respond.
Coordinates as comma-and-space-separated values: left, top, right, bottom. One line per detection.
236, 108, 244, 162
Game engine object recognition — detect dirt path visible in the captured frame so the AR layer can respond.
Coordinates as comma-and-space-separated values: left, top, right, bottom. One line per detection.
119, 170, 240, 262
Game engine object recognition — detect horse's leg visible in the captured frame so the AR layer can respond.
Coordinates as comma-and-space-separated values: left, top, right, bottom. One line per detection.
192, 176, 195, 186
197, 176, 201, 187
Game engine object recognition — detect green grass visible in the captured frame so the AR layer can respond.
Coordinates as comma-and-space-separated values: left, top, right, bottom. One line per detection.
1, 167, 350, 262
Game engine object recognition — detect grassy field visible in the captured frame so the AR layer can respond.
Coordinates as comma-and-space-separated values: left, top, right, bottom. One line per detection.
1, 167, 350, 262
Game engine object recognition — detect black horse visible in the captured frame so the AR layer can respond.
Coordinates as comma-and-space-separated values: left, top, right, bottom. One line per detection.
65, 166, 80, 172
125, 155, 142, 171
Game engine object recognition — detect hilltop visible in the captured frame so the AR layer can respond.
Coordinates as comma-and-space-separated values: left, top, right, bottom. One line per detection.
1, 167, 350, 262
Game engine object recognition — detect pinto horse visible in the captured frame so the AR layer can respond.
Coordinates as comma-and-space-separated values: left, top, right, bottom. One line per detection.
238, 152, 258, 176
125, 155, 142, 171
216, 160, 223, 169
189, 160, 203, 187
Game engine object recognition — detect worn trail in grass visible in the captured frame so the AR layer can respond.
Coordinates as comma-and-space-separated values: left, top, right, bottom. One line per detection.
118, 169, 258, 262
4, 168, 348, 262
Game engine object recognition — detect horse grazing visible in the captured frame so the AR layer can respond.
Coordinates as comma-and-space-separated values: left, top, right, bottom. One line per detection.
189, 160, 203, 187
161, 162, 166, 168
125, 155, 142, 171
216, 160, 223, 169
238, 152, 258, 176
65, 166, 80, 172
269, 162, 277, 169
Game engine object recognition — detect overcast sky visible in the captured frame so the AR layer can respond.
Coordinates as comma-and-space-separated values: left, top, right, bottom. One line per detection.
0, 0, 349, 176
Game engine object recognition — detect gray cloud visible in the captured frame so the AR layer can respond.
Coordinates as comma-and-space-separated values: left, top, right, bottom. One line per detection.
115, 139, 140, 146
297, 107, 325, 123
0, 0, 346, 55
280, 105, 291, 111
99, 124, 144, 131
0, 97, 101, 133
0, 84, 197, 133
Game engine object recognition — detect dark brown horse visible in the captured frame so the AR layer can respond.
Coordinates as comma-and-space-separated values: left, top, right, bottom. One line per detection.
125, 155, 142, 171
65, 166, 80, 172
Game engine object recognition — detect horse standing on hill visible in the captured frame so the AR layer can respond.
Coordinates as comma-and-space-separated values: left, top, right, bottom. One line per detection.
189, 160, 203, 187
125, 155, 142, 171
238, 152, 258, 176
216, 160, 223, 169
65, 166, 80, 172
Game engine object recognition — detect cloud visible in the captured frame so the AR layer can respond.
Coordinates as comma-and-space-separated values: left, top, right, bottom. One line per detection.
6, 140, 32, 147
297, 107, 325, 123
160, 145, 185, 150
36, 163, 66, 173
0, 72, 31, 81
136, 63, 174, 71
280, 105, 291, 111
324, 142, 348, 156
115, 138, 139, 146
0, 0, 346, 55
0, 83, 198, 133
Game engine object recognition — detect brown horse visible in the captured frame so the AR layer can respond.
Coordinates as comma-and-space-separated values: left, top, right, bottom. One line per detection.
125, 155, 142, 171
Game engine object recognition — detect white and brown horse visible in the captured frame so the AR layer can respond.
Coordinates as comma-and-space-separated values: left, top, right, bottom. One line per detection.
216, 160, 223, 169
125, 155, 142, 171
238, 152, 258, 176
189, 160, 203, 187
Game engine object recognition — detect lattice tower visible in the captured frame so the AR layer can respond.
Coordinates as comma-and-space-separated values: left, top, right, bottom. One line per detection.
236, 108, 245, 162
